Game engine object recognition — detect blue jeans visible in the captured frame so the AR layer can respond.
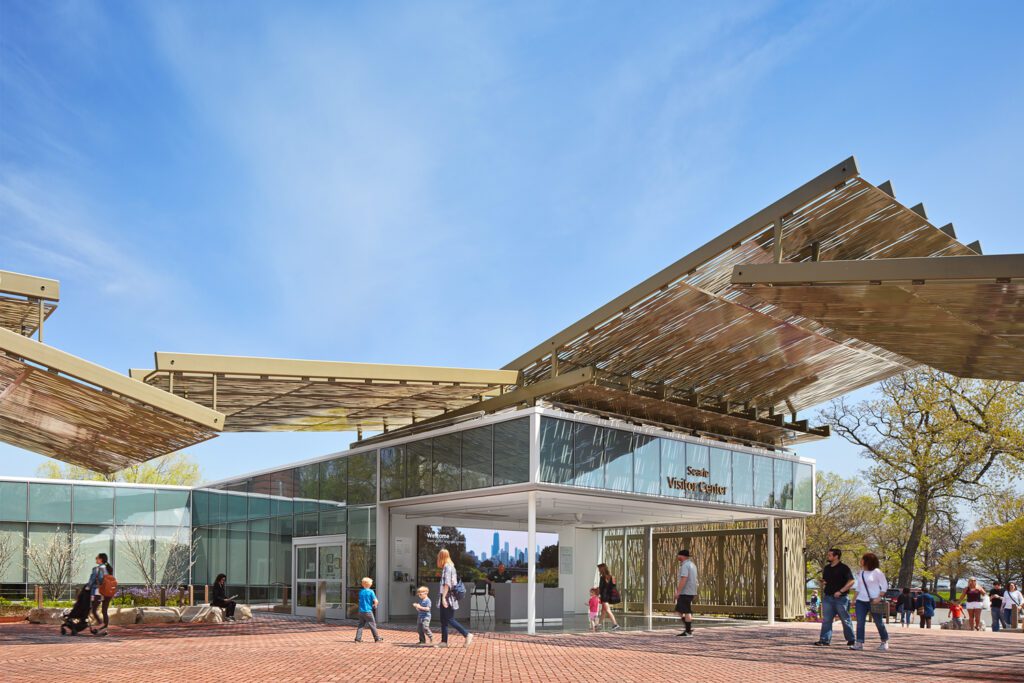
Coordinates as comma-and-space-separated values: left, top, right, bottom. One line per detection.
818, 594, 854, 644
901, 607, 912, 625
1003, 608, 1016, 629
855, 600, 889, 643
439, 604, 468, 642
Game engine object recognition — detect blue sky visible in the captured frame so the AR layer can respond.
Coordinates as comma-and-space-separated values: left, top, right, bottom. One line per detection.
2, 1, 1022, 483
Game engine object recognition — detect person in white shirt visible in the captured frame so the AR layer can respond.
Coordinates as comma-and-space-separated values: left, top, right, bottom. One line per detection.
851, 552, 889, 651
1003, 582, 1023, 628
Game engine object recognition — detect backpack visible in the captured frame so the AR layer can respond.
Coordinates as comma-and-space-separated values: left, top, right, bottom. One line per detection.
99, 573, 118, 598
452, 581, 467, 600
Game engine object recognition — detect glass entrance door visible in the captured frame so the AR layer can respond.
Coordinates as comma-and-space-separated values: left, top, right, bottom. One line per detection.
293, 535, 346, 618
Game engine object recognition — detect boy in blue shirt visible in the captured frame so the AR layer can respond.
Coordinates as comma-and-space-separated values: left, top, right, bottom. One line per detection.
412, 586, 434, 646
354, 577, 383, 642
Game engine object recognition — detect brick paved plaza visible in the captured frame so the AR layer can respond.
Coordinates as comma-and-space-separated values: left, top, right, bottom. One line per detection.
1, 617, 1021, 682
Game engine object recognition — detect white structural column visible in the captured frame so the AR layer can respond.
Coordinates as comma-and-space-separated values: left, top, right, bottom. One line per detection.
645, 526, 654, 630
375, 505, 390, 623
766, 516, 775, 625
527, 490, 537, 634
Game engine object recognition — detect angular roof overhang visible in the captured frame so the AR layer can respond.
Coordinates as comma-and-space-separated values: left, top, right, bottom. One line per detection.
0, 270, 59, 338
130, 352, 520, 432
0, 328, 224, 474
730, 254, 1024, 381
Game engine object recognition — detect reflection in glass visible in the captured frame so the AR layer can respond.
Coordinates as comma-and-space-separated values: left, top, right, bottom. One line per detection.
407, 440, 432, 497
604, 429, 633, 492
271, 470, 295, 516
686, 444, 710, 501
320, 458, 347, 507
731, 451, 753, 506
461, 426, 492, 490
708, 448, 731, 503
249, 519, 271, 585
114, 488, 155, 526
295, 464, 320, 513
633, 434, 660, 496
155, 489, 190, 526
493, 418, 529, 485
347, 452, 377, 505
794, 463, 814, 512
660, 438, 686, 497
0, 481, 28, 521
379, 446, 405, 500
295, 512, 318, 537
753, 456, 774, 508
432, 433, 461, 494
774, 459, 794, 510
539, 417, 574, 484
573, 423, 604, 489
296, 546, 317, 580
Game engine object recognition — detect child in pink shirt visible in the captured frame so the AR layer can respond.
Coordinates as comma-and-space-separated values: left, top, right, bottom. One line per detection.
588, 587, 601, 631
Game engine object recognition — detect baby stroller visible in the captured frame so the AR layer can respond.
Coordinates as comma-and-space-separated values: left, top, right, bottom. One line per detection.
60, 586, 93, 636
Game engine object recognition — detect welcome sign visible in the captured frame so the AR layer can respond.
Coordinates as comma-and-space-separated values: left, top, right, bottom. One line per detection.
665, 466, 728, 496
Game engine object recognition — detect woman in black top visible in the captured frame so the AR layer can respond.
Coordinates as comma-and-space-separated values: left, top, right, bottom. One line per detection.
211, 574, 237, 621
597, 563, 621, 631
898, 588, 915, 627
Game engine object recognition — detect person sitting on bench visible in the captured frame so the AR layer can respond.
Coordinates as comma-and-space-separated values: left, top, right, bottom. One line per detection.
211, 573, 237, 621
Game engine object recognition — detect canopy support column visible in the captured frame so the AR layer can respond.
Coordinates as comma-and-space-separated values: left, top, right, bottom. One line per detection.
766, 516, 775, 625
527, 490, 537, 635
645, 525, 654, 630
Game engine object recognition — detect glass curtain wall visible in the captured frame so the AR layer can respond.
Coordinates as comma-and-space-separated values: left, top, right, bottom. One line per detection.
539, 416, 813, 513
0, 481, 191, 600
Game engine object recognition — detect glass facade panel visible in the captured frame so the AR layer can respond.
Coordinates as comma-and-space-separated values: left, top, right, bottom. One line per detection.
660, 438, 686, 497
114, 525, 154, 584
540, 417, 574, 484
29, 483, 72, 522
432, 433, 461, 494
154, 525, 191, 585
319, 507, 347, 535
271, 470, 295, 516
461, 426, 492, 490
794, 463, 814, 512
0, 481, 28, 521
774, 458, 794, 510
493, 418, 530, 486
320, 458, 347, 507
347, 452, 377, 505
731, 451, 754, 506
73, 525, 113, 583
271, 515, 293, 585
155, 489, 190, 526
192, 489, 209, 527
685, 444, 710, 501
633, 434, 660, 495
295, 512, 319, 537
227, 522, 248, 584
572, 423, 604, 489
379, 446, 405, 501
73, 485, 115, 524
0, 521, 24, 582
224, 483, 248, 522
248, 493, 271, 520
295, 464, 320, 513
115, 488, 155, 526
193, 528, 208, 585
406, 440, 432, 497
28, 524, 72, 583
604, 429, 633, 492
708, 448, 731, 504
753, 456, 774, 508
249, 519, 271, 585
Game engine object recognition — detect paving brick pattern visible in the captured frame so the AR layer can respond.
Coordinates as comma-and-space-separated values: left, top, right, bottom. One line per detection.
1, 618, 1021, 682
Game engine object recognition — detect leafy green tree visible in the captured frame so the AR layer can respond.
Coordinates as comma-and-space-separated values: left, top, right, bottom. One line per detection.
965, 517, 1024, 586
805, 472, 876, 576
820, 369, 1024, 588
35, 452, 202, 486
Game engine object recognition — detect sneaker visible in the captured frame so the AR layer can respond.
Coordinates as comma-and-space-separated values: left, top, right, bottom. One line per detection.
878, 642, 889, 651
464, 634, 473, 648
354, 639, 362, 643
375, 638, 384, 643
677, 631, 692, 637
812, 641, 830, 646
611, 624, 621, 631
848, 642, 863, 650
438, 642, 449, 648
846, 640, 855, 646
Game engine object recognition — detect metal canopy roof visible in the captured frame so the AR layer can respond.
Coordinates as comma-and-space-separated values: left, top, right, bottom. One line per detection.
465, 156, 982, 445
131, 352, 520, 433
0, 270, 59, 339
0, 328, 223, 474
730, 254, 1024, 381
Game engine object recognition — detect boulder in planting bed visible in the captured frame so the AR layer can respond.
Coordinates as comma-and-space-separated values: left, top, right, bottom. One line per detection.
137, 606, 181, 624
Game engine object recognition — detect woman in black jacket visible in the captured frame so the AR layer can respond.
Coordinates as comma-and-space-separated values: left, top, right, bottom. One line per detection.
898, 587, 915, 627
211, 574, 237, 622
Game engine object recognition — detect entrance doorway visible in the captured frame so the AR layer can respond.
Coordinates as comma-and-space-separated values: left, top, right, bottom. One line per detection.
292, 534, 347, 619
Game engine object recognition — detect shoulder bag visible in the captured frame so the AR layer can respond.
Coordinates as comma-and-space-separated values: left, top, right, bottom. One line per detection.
861, 571, 887, 617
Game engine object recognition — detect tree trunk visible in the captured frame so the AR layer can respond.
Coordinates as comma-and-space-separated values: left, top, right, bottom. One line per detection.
898, 494, 930, 588
949, 575, 960, 602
